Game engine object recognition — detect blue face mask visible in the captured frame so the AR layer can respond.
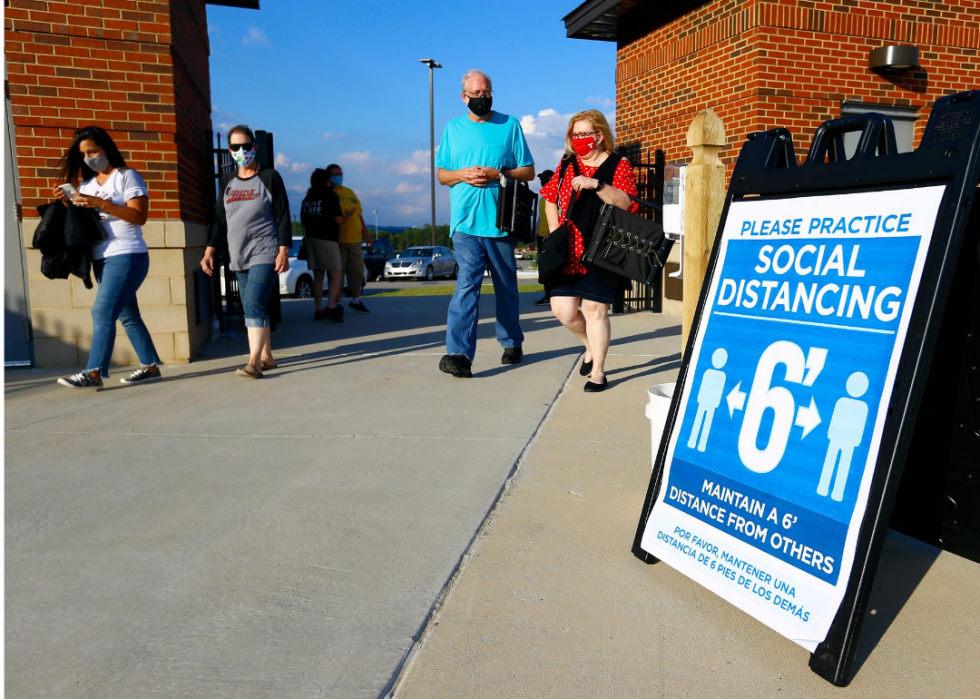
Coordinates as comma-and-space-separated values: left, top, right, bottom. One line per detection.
330, 175, 343, 187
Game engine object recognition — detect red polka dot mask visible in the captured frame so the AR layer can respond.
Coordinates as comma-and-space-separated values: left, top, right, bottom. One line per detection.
571, 134, 601, 158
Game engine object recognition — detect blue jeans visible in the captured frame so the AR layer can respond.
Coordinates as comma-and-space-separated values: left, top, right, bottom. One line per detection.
86, 252, 161, 377
446, 231, 523, 360
235, 264, 277, 328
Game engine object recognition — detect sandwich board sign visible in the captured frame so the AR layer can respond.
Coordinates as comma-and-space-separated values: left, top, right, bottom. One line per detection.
633, 91, 980, 686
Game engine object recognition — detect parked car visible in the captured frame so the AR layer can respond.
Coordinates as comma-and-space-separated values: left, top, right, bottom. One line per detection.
384, 245, 458, 281
362, 238, 396, 282
218, 237, 366, 299
283, 236, 368, 298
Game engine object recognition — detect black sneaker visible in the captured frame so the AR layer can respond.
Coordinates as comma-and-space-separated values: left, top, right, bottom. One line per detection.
534, 296, 550, 307
120, 365, 161, 385
501, 347, 523, 365
325, 306, 344, 323
349, 300, 370, 314
314, 309, 328, 321
439, 354, 472, 378
57, 371, 103, 390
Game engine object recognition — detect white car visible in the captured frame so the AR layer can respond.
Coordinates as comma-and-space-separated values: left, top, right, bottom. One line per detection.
282, 237, 370, 297
221, 237, 367, 298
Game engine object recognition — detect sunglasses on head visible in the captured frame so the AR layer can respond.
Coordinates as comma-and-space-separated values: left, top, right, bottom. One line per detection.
229, 143, 254, 152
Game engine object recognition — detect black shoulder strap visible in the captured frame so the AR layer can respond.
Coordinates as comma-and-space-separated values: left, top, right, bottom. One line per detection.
595, 153, 623, 182
557, 156, 583, 215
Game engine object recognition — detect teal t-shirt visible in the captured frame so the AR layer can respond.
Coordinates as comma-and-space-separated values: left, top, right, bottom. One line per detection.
435, 111, 534, 238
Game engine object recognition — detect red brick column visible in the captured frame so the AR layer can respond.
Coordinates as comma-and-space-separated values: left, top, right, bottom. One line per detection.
5, 0, 215, 366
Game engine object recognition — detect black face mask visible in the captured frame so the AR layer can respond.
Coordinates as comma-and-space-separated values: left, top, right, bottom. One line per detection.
467, 96, 492, 118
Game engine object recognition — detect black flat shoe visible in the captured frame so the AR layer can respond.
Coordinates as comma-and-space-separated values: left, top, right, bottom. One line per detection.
584, 377, 608, 392
579, 359, 593, 377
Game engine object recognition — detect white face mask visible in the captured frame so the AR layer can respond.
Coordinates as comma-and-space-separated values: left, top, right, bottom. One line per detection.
84, 154, 110, 173
231, 145, 256, 167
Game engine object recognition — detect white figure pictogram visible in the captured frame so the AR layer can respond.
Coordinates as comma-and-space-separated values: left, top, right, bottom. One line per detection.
688, 348, 728, 452
817, 371, 870, 502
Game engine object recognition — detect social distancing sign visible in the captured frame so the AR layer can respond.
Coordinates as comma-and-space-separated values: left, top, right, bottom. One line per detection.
637, 186, 945, 649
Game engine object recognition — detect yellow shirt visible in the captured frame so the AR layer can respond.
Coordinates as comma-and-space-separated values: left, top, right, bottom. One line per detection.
333, 185, 364, 243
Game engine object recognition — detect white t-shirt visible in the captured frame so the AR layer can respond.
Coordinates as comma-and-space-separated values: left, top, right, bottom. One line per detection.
78, 168, 149, 259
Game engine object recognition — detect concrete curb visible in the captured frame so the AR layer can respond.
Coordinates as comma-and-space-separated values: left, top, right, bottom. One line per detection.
382, 354, 580, 699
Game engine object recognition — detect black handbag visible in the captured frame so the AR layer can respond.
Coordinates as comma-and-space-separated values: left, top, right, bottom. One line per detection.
537, 157, 580, 284
582, 199, 673, 287
496, 177, 538, 243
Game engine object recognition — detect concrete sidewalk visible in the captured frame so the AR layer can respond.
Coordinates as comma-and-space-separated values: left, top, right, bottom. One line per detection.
391, 312, 980, 699
3, 292, 581, 699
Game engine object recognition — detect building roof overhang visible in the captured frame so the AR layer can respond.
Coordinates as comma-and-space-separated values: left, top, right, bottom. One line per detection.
206, 1, 260, 9
563, 0, 712, 45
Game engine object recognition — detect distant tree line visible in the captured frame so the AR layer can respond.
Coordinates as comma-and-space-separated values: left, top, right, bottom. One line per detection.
374, 224, 452, 251
291, 221, 539, 255
291, 221, 453, 251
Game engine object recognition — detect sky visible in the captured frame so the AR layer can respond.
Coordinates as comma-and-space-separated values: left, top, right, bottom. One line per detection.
206, 0, 616, 227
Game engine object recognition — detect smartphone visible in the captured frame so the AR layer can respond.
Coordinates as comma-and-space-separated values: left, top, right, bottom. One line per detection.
58, 183, 80, 198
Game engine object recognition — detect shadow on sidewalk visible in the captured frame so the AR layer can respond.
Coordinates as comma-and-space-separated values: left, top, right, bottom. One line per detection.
850, 531, 939, 676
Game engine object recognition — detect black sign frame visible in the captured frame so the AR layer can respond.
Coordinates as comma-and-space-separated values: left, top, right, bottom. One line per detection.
632, 91, 980, 686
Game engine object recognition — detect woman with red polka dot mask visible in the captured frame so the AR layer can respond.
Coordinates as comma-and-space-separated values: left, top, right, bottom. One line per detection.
538, 110, 640, 392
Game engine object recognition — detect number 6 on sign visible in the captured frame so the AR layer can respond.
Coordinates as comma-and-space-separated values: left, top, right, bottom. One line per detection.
738, 341, 826, 473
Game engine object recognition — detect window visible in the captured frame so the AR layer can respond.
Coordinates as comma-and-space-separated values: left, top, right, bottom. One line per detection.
840, 101, 918, 158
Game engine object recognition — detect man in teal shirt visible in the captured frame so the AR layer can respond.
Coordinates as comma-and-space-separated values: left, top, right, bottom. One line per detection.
436, 69, 535, 378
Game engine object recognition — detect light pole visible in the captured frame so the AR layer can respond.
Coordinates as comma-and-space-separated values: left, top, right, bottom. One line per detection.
419, 58, 441, 246
372, 209, 378, 238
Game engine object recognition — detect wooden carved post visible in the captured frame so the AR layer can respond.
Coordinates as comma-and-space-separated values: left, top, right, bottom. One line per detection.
683, 109, 727, 351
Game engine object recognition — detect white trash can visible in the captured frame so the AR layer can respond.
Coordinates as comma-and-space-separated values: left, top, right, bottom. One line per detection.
646, 383, 675, 472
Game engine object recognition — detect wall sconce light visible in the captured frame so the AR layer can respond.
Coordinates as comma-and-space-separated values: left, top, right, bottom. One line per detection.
869, 45, 919, 73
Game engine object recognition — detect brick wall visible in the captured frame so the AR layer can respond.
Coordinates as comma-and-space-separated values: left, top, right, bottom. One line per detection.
617, 0, 980, 167
615, 0, 980, 309
5, 0, 216, 367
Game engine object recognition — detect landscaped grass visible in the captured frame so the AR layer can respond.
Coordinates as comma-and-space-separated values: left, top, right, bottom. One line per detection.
368, 283, 544, 298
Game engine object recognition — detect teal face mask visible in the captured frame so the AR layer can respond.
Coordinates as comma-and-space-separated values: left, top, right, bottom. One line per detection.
330, 175, 343, 187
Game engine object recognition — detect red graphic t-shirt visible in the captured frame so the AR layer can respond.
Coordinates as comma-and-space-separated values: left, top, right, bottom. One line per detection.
539, 154, 639, 275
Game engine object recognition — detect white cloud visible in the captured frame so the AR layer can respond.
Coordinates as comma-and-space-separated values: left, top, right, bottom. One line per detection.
390, 149, 431, 176
321, 132, 344, 141
242, 27, 271, 46
395, 204, 425, 217
520, 108, 570, 141
586, 95, 615, 110
288, 184, 306, 193
275, 152, 311, 174
395, 182, 422, 193
339, 151, 384, 170
216, 122, 234, 134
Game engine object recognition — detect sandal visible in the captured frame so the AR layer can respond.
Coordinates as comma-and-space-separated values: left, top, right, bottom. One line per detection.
260, 359, 278, 370
235, 363, 263, 379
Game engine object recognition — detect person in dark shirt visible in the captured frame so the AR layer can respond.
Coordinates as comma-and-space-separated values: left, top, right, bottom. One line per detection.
201, 124, 291, 379
301, 168, 350, 321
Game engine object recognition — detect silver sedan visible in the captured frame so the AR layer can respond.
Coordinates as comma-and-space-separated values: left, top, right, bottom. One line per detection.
384, 246, 458, 281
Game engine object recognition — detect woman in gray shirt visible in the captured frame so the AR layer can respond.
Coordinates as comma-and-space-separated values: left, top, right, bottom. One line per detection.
201, 125, 291, 378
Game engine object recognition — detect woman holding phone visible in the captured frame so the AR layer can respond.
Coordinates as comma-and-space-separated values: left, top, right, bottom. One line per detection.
200, 124, 291, 378
52, 125, 162, 390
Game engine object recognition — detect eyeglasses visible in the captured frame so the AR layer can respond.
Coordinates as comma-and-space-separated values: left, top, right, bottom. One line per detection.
464, 90, 492, 98
229, 143, 254, 152
572, 132, 599, 139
